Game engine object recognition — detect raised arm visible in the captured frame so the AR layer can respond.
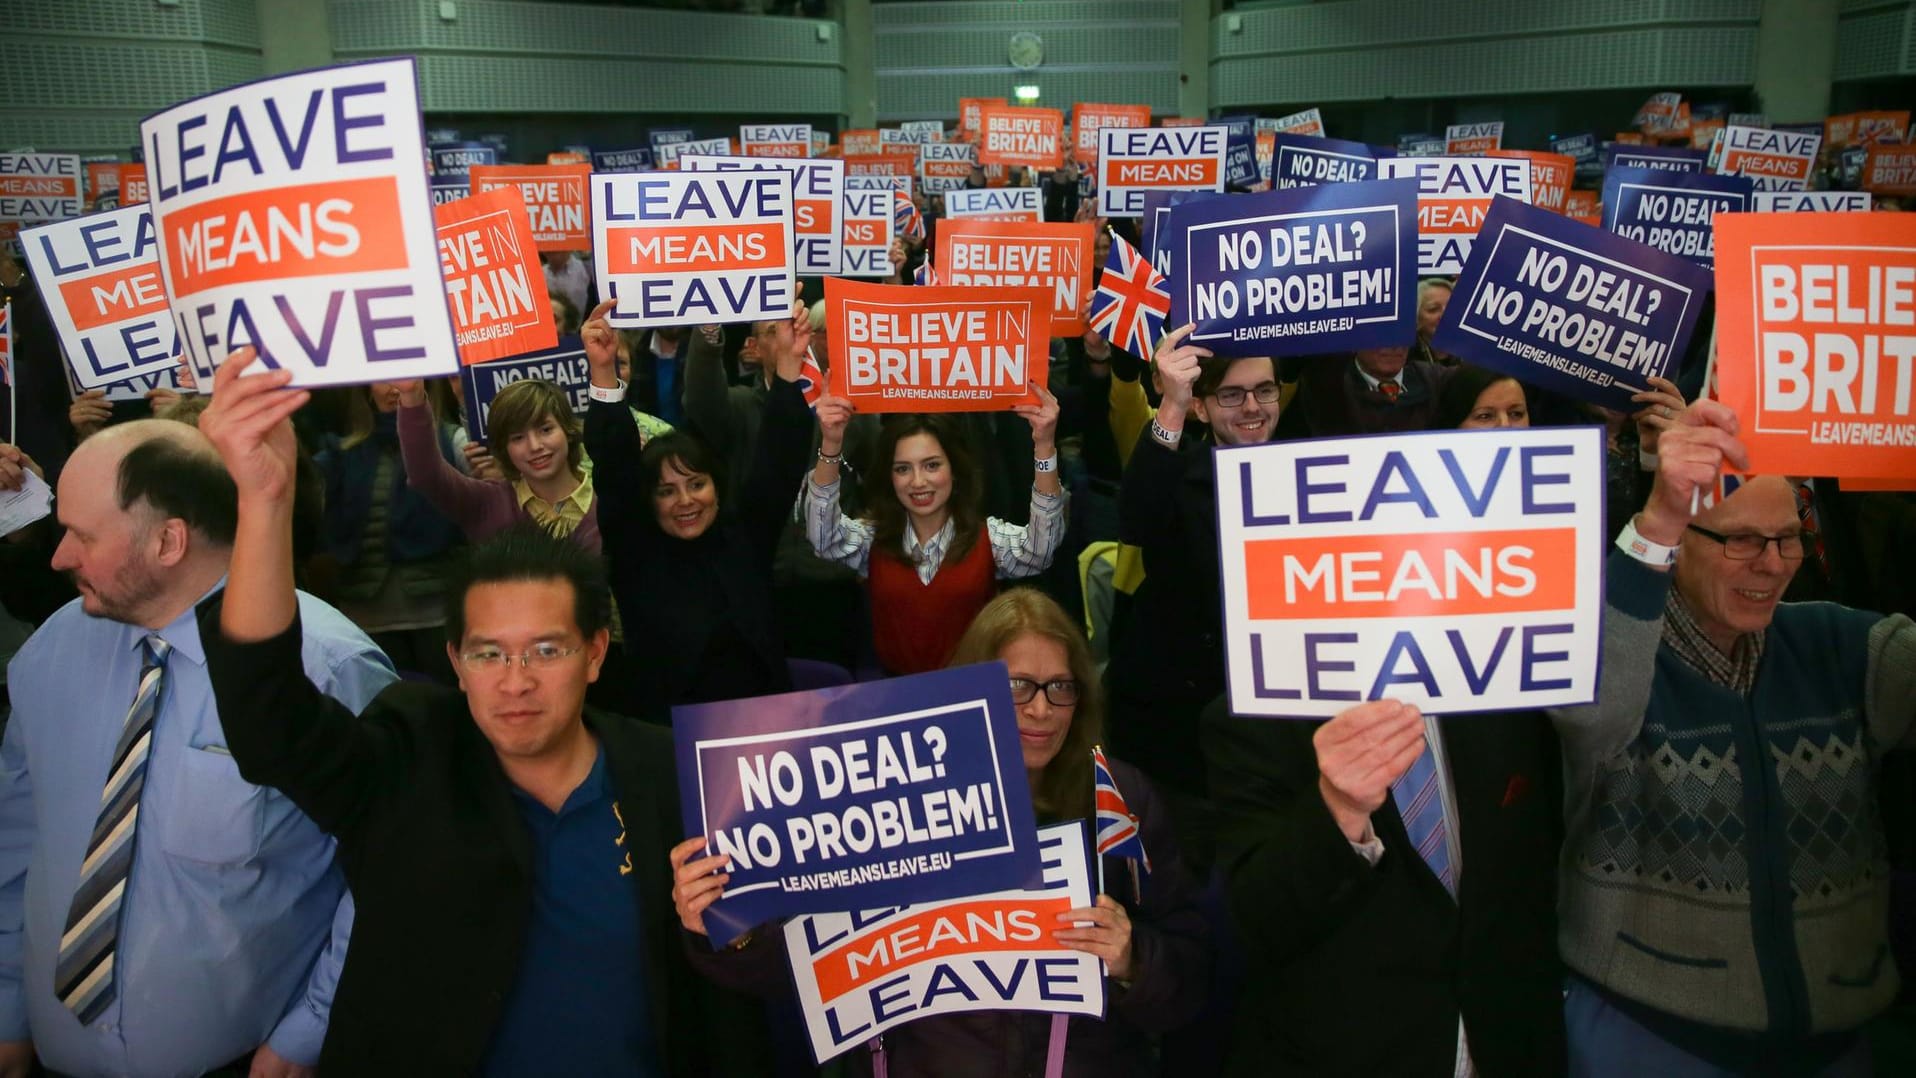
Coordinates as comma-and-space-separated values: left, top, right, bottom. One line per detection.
1117, 323, 1204, 550
802, 389, 876, 576
393, 382, 500, 537
580, 300, 647, 518
681, 324, 742, 458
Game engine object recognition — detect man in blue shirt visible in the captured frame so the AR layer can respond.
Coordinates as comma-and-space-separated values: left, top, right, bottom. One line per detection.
0, 420, 392, 1077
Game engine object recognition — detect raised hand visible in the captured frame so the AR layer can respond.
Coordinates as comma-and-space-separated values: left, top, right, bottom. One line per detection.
1636, 397, 1749, 546
200, 348, 310, 507
1012, 382, 1060, 458
1629, 375, 1687, 455
1313, 700, 1428, 843
815, 391, 854, 457
781, 300, 813, 383
1153, 322, 1210, 416
582, 298, 620, 388
390, 379, 428, 409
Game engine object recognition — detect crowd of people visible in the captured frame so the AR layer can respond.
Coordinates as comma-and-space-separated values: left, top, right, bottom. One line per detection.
0, 151, 1913, 1078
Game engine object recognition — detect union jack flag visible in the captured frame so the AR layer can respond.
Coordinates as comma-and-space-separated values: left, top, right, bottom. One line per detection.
1087, 231, 1169, 361
1093, 746, 1150, 871
1695, 346, 1745, 510
796, 351, 826, 409
913, 260, 940, 287
0, 302, 11, 388
893, 191, 924, 243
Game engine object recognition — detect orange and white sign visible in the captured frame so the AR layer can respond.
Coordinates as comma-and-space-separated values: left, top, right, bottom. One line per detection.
936, 220, 1095, 336
471, 163, 592, 252
1564, 189, 1601, 228
591, 170, 795, 329
1376, 155, 1533, 275
84, 162, 129, 207
1614, 132, 1646, 146
826, 278, 1049, 412
1635, 92, 1682, 133
839, 187, 894, 277
1215, 427, 1605, 717
1688, 117, 1725, 151
977, 106, 1064, 170
1487, 149, 1575, 214
845, 153, 917, 196
1825, 110, 1910, 149
1863, 144, 1916, 196
545, 151, 588, 166
1713, 125, 1820, 191
119, 164, 149, 205
139, 58, 458, 387
958, 98, 1006, 143
919, 142, 977, 194
1071, 103, 1151, 164
1160, 117, 1207, 128
1713, 212, 1916, 482
679, 154, 845, 277
1257, 108, 1325, 138
943, 187, 1041, 222
20, 204, 179, 388
0, 153, 82, 221
1095, 125, 1228, 217
841, 130, 882, 157
1444, 122, 1503, 155
742, 123, 813, 158
432, 186, 557, 364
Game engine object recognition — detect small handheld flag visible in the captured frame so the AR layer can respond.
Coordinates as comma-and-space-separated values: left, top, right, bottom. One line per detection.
913, 260, 941, 287
893, 191, 924, 243
1093, 746, 1151, 873
1087, 230, 1169, 361
796, 352, 825, 409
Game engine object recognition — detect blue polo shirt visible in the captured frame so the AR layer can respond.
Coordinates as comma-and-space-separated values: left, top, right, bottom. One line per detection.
484, 747, 661, 1077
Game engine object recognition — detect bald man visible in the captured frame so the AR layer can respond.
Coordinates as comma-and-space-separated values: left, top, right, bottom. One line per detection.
1552, 402, 1916, 1077
0, 421, 394, 1078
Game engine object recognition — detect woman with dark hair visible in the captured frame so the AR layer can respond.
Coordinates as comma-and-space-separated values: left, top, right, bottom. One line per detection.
581, 299, 815, 718
1433, 364, 1531, 431
804, 385, 1065, 675
668, 588, 1212, 1077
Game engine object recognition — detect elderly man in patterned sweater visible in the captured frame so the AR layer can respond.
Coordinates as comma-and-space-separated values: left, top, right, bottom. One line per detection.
1552, 398, 1916, 1077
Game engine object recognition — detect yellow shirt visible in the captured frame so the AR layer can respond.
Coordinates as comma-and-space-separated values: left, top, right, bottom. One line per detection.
514, 471, 594, 537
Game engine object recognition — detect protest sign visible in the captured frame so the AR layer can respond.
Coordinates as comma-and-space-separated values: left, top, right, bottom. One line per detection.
936, 220, 1095, 336
1752, 191, 1872, 213
429, 179, 470, 207
742, 123, 813, 158
1486, 150, 1574, 214
432, 187, 557, 364
1253, 131, 1276, 190
1712, 125, 1819, 190
1141, 189, 1222, 279
1688, 118, 1725, 152
880, 127, 937, 150
1602, 144, 1706, 173
1551, 133, 1600, 182
678, 137, 735, 158
590, 170, 794, 329
679, 154, 846, 278
1215, 426, 1605, 718
978, 106, 1064, 169
140, 57, 459, 388
1270, 134, 1377, 191
1072, 103, 1151, 165
429, 142, 497, 181
1564, 190, 1601, 228
1162, 179, 1417, 359
1445, 122, 1503, 155
1434, 198, 1710, 411
839, 187, 894, 277
1712, 212, 1916, 482
1216, 115, 1258, 186
1600, 167, 1752, 269
842, 130, 883, 157
1863, 144, 1916, 196
0, 153, 83, 222
1635, 92, 1683, 133
784, 822, 1102, 1064
919, 142, 977, 195
959, 98, 1006, 144
21, 205, 180, 389
845, 154, 916, 197
469, 164, 592, 252
458, 345, 588, 441
118, 165, 149, 205
61, 352, 186, 405
825, 278, 1048, 412
1259, 108, 1325, 138
1397, 134, 1446, 157
1824, 110, 1909, 149
1376, 156, 1532, 276
901, 120, 945, 140
1095, 125, 1227, 217
545, 151, 588, 166
650, 128, 695, 156
84, 162, 128, 207
944, 187, 1041, 223
591, 146, 653, 174
674, 662, 1045, 941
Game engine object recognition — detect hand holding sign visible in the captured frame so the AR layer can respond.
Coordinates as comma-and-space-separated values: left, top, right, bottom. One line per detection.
0, 443, 40, 492
1628, 375, 1687, 453
670, 835, 733, 937
815, 392, 854, 456
1010, 382, 1060, 459
68, 389, 112, 439
1313, 700, 1428, 843
1052, 894, 1134, 979
201, 348, 312, 507
582, 298, 620, 389
1636, 399, 1749, 547
1153, 322, 1210, 414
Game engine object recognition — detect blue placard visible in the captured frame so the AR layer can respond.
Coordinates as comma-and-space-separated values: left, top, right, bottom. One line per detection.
1217, 115, 1258, 186
1600, 167, 1752, 269
1550, 133, 1601, 182
429, 142, 497, 180
1397, 133, 1445, 157
1601, 144, 1706, 174
1270, 133, 1378, 190
649, 127, 696, 156
1140, 188, 1222, 279
592, 146, 653, 173
1434, 197, 1710, 411
673, 663, 1044, 943
429, 179, 470, 206
1163, 178, 1418, 357
458, 341, 587, 442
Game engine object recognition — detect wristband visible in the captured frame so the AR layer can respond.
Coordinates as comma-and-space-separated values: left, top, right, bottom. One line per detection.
587, 380, 627, 404
1150, 418, 1182, 448
816, 448, 845, 466
1033, 454, 1057, 474
1616, 516, 1679, 566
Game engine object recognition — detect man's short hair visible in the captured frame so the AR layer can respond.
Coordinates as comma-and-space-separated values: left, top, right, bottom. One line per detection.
443, 524, 611, 644
117, 436, 238, 545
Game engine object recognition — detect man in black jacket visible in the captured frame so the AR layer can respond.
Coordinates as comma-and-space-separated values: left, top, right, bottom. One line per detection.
194, 348, 769, 1075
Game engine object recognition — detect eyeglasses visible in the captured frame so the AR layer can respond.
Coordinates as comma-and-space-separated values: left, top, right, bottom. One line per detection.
457, 642, 584, 672
1686, 525, 1806, 561
1210, 382, 1281, 409
1008, 678, 1080, 707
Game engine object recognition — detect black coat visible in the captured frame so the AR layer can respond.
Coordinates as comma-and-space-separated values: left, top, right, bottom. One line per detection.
1202, 699, 1567, 1077
1276, 356, 1451, 441
198, 603, 774, 1075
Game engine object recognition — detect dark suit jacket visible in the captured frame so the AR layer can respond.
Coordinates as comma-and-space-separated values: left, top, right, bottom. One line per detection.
1278, 356, 1451, 440
1203, 699, 1566, 1077
200, 603, 772, 1076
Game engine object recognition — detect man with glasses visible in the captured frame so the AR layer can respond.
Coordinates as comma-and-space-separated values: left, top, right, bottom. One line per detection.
191, 351, 769, 1075
1554, 400, 1916, 1075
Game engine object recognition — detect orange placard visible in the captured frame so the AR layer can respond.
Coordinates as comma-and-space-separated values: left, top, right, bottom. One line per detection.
1486, 150, 1575, 214
1160, 117, 1206, 128
809, 896, 1072, 1003
1863, 145, 1916, 196
1689, 118, 1725, 151
1716, 127, 1819, 188
432, 186, 558, 365
1564, 189, 1601, 228
545, 151, 588, 166
57, 262, 167, 332
959, 98, 1006, 143
162, 176, 409, 295
825, 278, 1050, 412
119, 164, 148, 204
841, 130, 882, 156
1713, 212, 1916, 482
844, 153, 916, 180
935, 220, 1095, 336
469, 164, 591, 252
1243, 528, 1578, 620
977, 106, 1064, 169
1071, 103, 1151, 164
1614, 132, 1646, 145
1824, 110, 1910, 149
741, 123, 813, 158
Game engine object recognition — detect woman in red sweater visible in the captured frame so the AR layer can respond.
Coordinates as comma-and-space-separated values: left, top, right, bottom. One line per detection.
804, 387, 1064, 674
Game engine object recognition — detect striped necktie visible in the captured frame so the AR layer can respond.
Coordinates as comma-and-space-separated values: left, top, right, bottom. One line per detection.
1391, 734, 1456, 897
55, 634, 170, 1025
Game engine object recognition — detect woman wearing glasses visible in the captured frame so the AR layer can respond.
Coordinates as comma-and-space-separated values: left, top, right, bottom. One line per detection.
802, 387, 1065, 676
668, 589, 1212, 1077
